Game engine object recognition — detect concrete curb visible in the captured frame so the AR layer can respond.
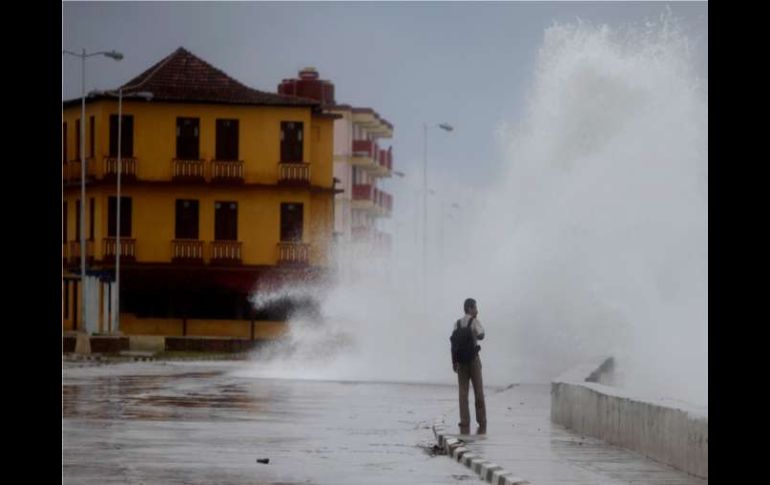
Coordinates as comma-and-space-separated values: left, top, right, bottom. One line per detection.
432, 421, 530, 485
62, 353, 253, 364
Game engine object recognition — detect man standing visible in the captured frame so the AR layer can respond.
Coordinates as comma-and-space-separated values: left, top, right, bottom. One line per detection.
451, 298, 486, 434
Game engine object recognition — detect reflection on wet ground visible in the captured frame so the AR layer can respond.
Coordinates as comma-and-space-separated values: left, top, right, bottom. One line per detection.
62, 362, 472, 485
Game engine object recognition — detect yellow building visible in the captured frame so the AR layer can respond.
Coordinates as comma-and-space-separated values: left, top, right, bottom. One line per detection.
62, 47, 338, 339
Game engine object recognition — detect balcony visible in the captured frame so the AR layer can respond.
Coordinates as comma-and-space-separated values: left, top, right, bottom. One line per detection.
352, 184, 375, 211
171, 239, 204, 264
172, 159, 206, 182
103, 157, 137, 182
351, 140, 379, 169
373, 147, 393, 177
210, 241, 243, 265
278, 162, 310, 185
102, 237, 136, 263
211, 160, 245, 184
68, 240, 94, 265
66, 158, 97, 184
277, 242, 309, 265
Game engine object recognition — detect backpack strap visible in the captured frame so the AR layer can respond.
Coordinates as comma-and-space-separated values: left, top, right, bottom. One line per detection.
456, 319, 461, 330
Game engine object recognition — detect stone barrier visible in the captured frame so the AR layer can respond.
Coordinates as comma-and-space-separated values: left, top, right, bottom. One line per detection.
551, 357, 707, 479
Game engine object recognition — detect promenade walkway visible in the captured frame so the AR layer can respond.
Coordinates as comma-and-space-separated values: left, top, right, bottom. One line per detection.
434, 383, 707, 484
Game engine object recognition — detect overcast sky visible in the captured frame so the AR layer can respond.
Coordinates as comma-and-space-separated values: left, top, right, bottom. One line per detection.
63, 1, 707, 227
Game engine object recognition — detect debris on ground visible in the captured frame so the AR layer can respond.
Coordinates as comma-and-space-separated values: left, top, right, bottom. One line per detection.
256, 458, 270, 464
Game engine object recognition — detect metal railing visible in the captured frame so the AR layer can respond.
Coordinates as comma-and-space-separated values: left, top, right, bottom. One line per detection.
211, 160, 245, 182
104, 157, 137, 178
172, 159, 205, 180
278, 162, 310, 184
171, 239, 204, 261
68, 240, 95, 264
277, 242, 309, 265
102, 237, 135, 260
211, 240, 242, 263
67, 158, 97, 181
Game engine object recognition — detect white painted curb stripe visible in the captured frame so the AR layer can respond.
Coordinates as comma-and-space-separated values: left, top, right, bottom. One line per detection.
434, 427, 531, 485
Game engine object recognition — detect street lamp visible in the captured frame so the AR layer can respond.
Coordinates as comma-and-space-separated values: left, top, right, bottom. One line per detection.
89, 89, 153, 333
422, 122, 453, 302
63, 48, 123, 333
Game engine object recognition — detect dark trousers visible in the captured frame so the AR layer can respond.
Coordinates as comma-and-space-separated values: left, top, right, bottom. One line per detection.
457, 356, 486, 428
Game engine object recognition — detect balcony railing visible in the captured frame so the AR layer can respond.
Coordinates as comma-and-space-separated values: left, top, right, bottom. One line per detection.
278, 162, 310, 185
172, 159, 206, 182
102, 237, 136, 262
171, 239, 204, 263
67, 158, 97, 182
211, 160, 245, 184
352, 184, 374, 201
277, 242, 309, 265
352, 139, 376, 157
378, 147, 393, 170
68, 240, 94, 264
103, 157, 137, 180
211, 241, 242, 265
351, 140, 380, 169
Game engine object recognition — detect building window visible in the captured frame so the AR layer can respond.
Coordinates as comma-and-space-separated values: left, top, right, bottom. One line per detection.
280, 203, 303, 242
280, 121, 303, 163
109, 115, 134, 157
175, 199, 200, 239
89, 198, 95, 241
214, 201, 238, 241
176, 117, 200, 159
108, 196, 132, 237
89, 115, 95, 158
216, 119, 239, 161
62, 122, 67, 164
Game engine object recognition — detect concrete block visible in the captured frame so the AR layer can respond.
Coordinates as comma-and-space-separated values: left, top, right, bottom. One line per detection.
481, 463, 503, 481
490, 470, 513, 485
502, 476, 529, 485
452, 446, 468, 461
461, 452, 478, 466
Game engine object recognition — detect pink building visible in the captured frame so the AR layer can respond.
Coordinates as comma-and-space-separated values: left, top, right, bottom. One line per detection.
278, 68, 394, 258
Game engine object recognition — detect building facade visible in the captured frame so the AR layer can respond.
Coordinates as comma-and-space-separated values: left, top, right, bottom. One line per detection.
62, 48, 338, 338
277, 68, 394, 269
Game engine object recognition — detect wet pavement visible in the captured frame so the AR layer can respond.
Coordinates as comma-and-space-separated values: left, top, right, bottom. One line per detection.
62, 361, 478, 484
437, 384, 708, 484
63, 361, 706, 484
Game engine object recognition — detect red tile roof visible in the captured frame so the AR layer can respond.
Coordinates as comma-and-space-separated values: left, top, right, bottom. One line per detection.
66, 47, 320, 107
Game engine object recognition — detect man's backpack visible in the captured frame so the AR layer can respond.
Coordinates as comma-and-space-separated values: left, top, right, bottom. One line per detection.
450, 317, 479, 364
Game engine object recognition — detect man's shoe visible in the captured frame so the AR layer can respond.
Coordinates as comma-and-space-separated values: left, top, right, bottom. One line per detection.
476, 425, 487, 435
459, 425, 470, 435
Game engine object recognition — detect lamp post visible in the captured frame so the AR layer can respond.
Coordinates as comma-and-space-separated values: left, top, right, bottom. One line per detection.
63, 48, 123, 332
90, 51, 175, 333
89, 89, 153, 334
422, 122, 453, 303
